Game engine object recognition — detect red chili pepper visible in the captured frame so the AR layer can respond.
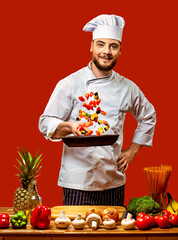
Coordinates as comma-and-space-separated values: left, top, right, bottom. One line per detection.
78, 96, 85, 102
0, 213, 10, 228
85, 93, 89, 100
30, 205, 51, 229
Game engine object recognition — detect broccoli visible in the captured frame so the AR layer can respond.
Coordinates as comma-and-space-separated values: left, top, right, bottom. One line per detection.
127, 196, 160, 218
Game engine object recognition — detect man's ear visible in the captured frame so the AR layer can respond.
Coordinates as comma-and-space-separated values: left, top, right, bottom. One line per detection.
90, 41, 93, 52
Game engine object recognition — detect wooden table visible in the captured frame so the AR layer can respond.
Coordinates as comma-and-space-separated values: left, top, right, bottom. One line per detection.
0, 207, 178, 240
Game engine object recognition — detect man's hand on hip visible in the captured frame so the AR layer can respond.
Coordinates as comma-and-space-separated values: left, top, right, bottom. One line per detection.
117, 142, 142, 173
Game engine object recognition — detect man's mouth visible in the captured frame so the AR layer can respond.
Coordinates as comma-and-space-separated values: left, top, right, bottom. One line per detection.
100, 56, 113, 61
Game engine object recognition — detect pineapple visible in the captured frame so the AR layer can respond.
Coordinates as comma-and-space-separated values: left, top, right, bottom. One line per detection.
13, 147, 42, 213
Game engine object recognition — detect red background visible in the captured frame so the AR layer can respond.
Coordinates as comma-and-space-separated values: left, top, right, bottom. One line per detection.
1, 0, 178, 207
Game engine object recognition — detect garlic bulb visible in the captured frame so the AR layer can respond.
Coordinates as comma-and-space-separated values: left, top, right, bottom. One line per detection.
72, 213, 86, 229
54, 211, 71, 229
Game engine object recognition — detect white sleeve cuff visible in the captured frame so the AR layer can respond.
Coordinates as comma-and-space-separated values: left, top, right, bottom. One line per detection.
46, 118, 63, 142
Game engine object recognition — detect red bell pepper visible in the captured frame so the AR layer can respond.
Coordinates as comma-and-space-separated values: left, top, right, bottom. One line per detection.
30, 205, 51, 229
86, 130, 93, 136
76, 124, 84, 131
96, 98, 101, 105
90, 91, 94, 97
101, 111, 107, 115
0, 213, 10, 228
78, 96, 85, 102
85, 93, 89, 100
96, 130, 100, 136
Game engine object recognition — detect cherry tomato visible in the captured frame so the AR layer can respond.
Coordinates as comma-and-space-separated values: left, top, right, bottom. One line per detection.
145, 215, 157, 227
136, 217, 150, 229
157, 215, 170, 228
163, 209, 171, 217
169, 214, 178, 227
136, 212, 146, 220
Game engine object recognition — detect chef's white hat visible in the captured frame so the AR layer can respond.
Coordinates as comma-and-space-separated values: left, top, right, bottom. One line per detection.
83, 14, 125, 42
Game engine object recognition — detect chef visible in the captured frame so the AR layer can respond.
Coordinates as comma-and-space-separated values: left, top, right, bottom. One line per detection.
39, 14, 156, 206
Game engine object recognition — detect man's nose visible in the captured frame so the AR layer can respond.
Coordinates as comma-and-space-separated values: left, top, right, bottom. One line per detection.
103, 45, 111, 54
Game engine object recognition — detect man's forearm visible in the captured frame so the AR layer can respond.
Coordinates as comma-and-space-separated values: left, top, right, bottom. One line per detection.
51, 121, 86, 139
129, 142, 142, 156
51, 122, 72, 139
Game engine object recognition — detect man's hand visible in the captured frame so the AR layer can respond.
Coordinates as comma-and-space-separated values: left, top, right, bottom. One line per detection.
117, 143, 142, 173
51, 121, 89, 139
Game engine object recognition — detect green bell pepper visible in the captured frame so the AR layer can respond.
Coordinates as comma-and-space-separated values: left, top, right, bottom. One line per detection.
11, 211, 27, 229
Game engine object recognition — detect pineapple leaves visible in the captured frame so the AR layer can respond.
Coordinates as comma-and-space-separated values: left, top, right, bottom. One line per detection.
14, 165, 22, 174
15, 147, 42, 181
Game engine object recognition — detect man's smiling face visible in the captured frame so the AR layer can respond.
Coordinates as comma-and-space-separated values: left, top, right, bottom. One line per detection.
90, 38, 121, 71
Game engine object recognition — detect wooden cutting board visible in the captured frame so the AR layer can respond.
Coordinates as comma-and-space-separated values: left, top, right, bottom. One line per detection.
51, 205, 126, 220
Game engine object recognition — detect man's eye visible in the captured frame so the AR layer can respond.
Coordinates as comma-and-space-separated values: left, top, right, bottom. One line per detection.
97, 43, 104, 47
111, 45, 118, 50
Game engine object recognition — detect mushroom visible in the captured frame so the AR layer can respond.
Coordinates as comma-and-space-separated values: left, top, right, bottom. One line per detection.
121, 212, 136, 230
72, 213, 86, 229
103, 217, 116, 229
121, 210, 130, 220
86, 213, 102, 230
54, 211, 71, 229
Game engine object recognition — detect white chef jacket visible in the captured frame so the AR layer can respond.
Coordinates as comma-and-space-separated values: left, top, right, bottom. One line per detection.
39, 63, 156, 191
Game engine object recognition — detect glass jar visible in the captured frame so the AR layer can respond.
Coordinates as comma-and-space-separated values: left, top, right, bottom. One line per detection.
26, 179, 42, 224
149, 192, 166, 210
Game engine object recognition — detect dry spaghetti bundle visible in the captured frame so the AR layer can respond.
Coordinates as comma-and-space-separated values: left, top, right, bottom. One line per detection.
144, 165, 172, 193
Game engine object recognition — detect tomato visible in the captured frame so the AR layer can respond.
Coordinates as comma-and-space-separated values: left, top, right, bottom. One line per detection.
169, 214, 178, 227
102, 208, 118, 222
136, 212, 146, 220
154, 215, 161, 224
136, 217, 150, 229
163, 209, 171, 218
145, 215, 157, 227
157, 215, 170, 228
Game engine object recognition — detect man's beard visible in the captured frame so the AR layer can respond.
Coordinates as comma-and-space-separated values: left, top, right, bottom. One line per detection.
92, 54, 117, 71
